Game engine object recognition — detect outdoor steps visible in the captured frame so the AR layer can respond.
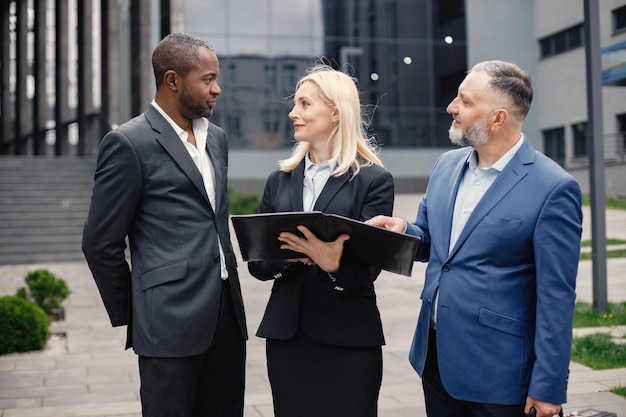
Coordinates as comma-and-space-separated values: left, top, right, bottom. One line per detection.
0, 156, 96, 265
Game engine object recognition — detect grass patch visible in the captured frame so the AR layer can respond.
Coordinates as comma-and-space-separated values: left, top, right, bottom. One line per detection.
582, 197, 626, 210
580, 248, 626, 260
581, 238, 626, 247
612, 385, 626, 398
571, 302, 626, 374
571, 333, 626, 369
573, 301, 626, 327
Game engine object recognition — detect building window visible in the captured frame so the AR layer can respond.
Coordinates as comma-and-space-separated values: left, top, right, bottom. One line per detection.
226, 113, 242, 138
539, 24, 584, 59
542, 127, 565, 165
614, 5, 626, 34
183, 0, 467, 150
438, 70, 466, 106
262, 108, 280, 133
265, 64, 276, 88
572, 122, 588, 157
438, 0, 465, 24
228, 63, 237, 84
281, 64, 297, 95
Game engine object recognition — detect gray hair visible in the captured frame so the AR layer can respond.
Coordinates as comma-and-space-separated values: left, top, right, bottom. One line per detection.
470, 60, 533, 121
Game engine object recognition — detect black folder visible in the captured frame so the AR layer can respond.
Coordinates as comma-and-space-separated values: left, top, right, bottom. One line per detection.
231, 211, 419, 276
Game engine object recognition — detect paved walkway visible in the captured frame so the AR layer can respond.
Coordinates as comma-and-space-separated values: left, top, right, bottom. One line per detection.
1, 194, 626, 417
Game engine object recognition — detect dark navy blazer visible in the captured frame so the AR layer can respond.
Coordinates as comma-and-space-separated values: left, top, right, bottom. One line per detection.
248, 160, 394, 347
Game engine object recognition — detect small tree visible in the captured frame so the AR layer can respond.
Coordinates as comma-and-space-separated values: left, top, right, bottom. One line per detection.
18, 269, 70, 319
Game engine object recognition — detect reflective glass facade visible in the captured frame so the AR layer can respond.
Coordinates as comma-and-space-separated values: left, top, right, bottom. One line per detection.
184, 0, 467, 150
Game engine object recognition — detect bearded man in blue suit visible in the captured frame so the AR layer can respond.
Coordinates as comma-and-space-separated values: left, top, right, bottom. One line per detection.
368, 60, 582, 417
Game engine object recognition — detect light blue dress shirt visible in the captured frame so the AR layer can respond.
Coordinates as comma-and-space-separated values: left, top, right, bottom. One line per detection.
302, 155, 338, 280
431, 136, 525, 329
303, 155, 336, 211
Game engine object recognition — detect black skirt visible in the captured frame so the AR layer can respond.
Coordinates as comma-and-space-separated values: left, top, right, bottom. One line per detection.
266, 329, 383, 417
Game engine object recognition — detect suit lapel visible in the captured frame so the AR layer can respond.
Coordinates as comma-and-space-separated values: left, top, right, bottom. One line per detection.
290, 162, 305, 211
147, 106, 213, 209
442, 153, 470, 257
447, 140, 533, 259
313, 171, 349, 212
288, 160, 349, 212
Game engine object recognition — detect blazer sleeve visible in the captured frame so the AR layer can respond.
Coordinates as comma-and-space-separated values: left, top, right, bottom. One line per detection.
82, 130, 142, 327
405, 194, 432, 261
528, 176, 582, 403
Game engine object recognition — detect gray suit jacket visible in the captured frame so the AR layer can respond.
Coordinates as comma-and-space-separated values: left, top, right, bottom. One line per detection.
82, 105, 247, 357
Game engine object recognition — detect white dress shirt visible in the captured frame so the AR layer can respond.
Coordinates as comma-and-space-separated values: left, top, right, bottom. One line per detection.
152, 101, 228, 279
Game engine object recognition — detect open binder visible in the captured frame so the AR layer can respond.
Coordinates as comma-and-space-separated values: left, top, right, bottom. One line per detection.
231, 211, 419, 276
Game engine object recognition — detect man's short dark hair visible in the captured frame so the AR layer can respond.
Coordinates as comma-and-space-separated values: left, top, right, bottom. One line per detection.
152, 33, 214, 88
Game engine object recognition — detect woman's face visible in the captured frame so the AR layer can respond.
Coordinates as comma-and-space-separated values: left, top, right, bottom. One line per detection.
289, 81, 336, 145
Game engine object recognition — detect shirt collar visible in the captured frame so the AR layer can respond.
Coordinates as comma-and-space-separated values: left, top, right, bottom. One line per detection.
151, 100, 209, 144
467, 134, 525, 172
304, 154, 337, 173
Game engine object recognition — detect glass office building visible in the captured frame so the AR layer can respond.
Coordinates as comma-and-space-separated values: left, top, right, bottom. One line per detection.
184, 0, 467, 151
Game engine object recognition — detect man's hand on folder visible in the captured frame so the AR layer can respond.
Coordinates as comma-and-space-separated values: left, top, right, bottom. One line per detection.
278, 225, 350, 274
366, 215, 408, 234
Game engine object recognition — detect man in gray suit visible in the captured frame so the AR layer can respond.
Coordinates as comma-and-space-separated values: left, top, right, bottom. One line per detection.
82, 33, 247, 417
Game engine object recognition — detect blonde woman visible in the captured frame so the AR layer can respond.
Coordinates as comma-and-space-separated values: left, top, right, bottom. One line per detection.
248, 64, 394, 417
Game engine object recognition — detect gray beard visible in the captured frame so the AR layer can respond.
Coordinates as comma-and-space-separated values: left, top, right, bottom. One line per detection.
448, 119, 490, 147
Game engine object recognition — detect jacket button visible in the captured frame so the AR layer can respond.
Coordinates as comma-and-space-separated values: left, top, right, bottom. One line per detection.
442, 264, 450, 272
214, 255, 220, 263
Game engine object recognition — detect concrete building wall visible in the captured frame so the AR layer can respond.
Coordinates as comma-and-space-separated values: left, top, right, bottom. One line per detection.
533, 0, 626, 197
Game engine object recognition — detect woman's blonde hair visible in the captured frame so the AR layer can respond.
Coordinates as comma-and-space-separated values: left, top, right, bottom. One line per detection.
279, 64, 383, 178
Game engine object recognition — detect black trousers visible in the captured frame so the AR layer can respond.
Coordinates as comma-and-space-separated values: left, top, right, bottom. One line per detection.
422, 328, 526, 417
138, 280, 246, 417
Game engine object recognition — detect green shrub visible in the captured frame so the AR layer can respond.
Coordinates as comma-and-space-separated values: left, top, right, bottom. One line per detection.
0, 295, 51, 354
228, 187, 260, 215
20, 269, 70, 317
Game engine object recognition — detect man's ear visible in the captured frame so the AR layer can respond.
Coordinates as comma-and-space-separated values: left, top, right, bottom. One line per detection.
164, 70, 178, 90
490, 108, 508, 130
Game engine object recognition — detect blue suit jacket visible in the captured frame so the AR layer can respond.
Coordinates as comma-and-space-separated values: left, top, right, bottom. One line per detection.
406, 138, 582, 405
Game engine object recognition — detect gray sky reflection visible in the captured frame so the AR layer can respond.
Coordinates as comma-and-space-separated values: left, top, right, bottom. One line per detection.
183, 0, 324, 56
